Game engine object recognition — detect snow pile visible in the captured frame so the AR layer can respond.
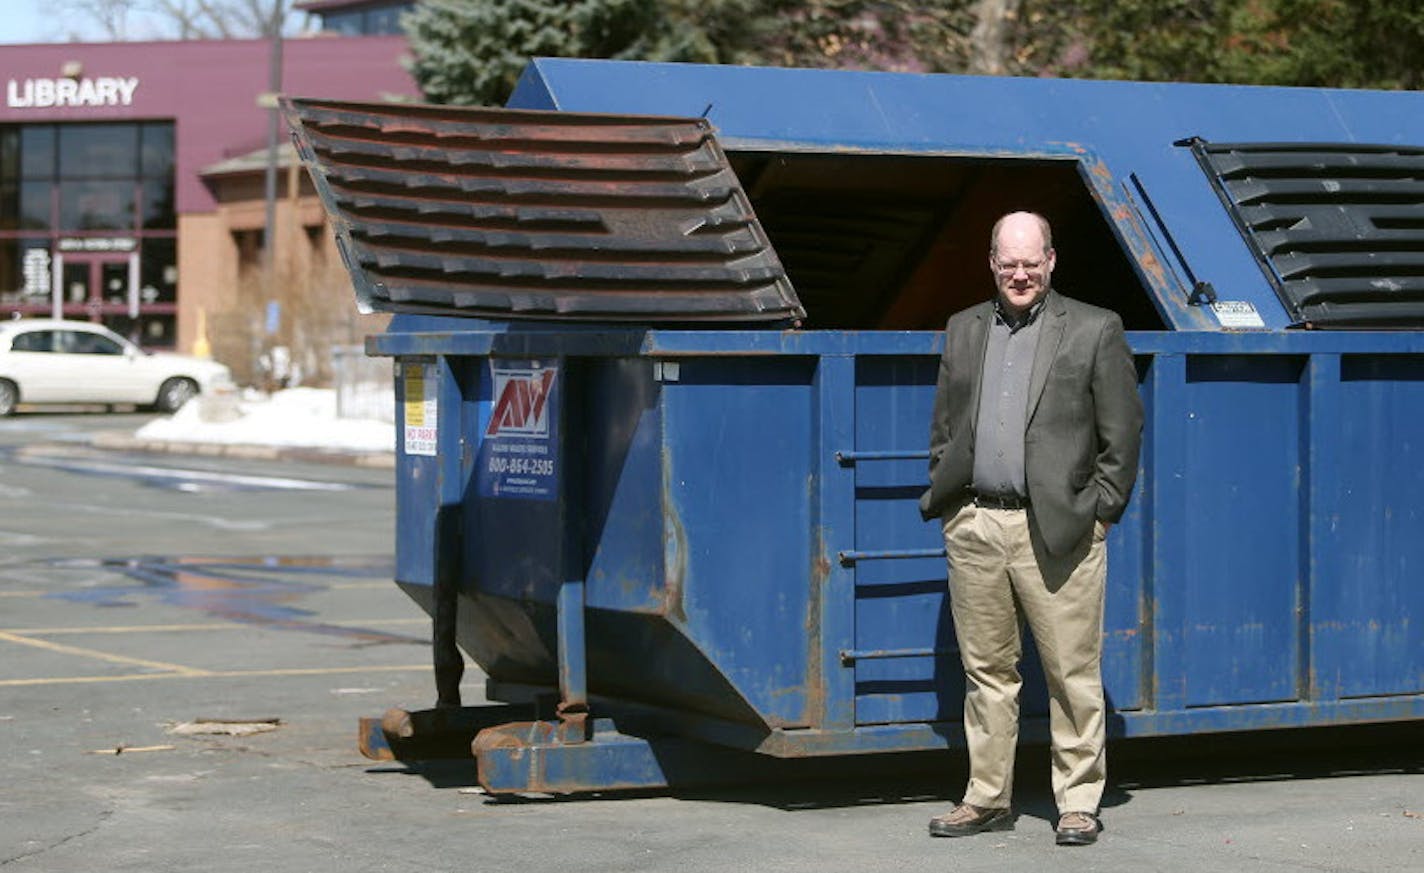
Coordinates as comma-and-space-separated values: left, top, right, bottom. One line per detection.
135, 387, 395, 454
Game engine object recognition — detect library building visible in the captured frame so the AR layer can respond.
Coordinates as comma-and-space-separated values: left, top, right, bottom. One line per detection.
1, 7, 416, 356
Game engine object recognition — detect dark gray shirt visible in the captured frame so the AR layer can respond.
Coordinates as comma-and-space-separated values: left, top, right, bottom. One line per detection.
971, 298, 1044, 498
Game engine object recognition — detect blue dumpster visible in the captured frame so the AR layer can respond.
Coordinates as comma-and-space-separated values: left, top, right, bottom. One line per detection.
283, 60, 1424, 794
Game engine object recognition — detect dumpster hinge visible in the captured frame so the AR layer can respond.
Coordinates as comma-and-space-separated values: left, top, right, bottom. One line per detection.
1188, 280, 1218, 305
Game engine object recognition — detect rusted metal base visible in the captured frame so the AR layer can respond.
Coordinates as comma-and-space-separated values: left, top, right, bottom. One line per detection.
358, 704, 534, 762
472, 717, 768, 795
360, 704, 778, 794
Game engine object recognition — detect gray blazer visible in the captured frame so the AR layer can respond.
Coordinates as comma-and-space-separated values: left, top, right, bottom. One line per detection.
919, 290, 1144, 555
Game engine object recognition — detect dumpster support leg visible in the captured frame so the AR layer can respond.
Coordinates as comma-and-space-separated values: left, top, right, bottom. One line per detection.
433, 504, 464, 709
554, 358, 588, 743
556, 575, 589, 742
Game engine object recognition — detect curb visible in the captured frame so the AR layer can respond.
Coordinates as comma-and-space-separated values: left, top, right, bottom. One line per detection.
89, 431, 396, 469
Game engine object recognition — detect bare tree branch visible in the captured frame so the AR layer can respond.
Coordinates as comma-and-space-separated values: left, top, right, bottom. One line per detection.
968, 0, 1022, 75
52, 0, 283, 40
55, 0, 138, 40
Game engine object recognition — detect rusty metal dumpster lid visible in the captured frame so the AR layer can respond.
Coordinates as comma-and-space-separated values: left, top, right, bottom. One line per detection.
281, 97, 804, 324
1188, 139, 1424, 328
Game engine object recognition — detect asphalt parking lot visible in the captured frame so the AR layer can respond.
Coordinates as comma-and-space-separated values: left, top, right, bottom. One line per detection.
5, 552, 1422, 873
2, 417, 1421, 872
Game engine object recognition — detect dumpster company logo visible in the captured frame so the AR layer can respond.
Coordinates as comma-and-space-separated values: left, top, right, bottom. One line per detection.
487, 367, 556, 438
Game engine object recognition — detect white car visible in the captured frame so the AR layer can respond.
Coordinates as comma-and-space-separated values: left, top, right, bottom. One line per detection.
0, 319, 231, 416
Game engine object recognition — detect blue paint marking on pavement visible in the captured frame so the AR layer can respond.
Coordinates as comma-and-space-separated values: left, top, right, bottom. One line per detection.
41, 556, 422, 645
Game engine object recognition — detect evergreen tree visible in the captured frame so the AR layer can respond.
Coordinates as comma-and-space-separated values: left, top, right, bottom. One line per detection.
402, 0, 1424, 106
402, 0, 659, 106
402, 0, 972, 105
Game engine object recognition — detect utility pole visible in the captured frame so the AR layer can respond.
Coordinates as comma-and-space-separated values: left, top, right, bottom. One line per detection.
261, 1, 285, 280
261, 1, 286, 382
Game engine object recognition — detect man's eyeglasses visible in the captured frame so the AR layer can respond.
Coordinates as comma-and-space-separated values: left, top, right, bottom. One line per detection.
993, 259, 1047, 276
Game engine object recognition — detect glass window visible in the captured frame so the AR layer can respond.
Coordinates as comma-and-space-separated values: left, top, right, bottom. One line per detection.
59, 123, 138, 179
140, 238, 177, 303
11, 330, 55, 352
0, 240, 51, 304
1, 128, 17, 181
20, 126, 55, 179
368, 5, 406, 33
140, 123, 174, 179
0, 180, 16, 229
60, 180, 135, 230
19, 181, 51, 229
233, 229, 261, 268
102, 314, 138, 343
146, 314, 175, 347
62, 261, 89, 303
106, 314, 175, 348
61, 329, 124, 355
323, 10, 364, 35
0, 239, 17, 301
142, 178, 175, 229
102, 261, 129, 305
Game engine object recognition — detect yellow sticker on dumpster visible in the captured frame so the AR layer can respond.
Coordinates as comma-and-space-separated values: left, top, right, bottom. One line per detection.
402, 363, 437, 456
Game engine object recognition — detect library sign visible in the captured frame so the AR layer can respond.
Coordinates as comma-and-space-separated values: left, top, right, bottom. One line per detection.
6, 77, 140, 109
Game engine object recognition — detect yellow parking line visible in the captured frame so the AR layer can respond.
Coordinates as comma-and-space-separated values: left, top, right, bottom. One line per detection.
0, 664, 435, 687
0, 629, 208, 676
4, 618, 428, 636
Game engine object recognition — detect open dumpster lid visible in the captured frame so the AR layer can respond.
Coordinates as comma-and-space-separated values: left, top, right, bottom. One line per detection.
281, 97, 804, 324
1187, 139, 1424, 328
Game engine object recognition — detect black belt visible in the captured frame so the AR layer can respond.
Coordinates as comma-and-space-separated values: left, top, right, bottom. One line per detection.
972, 491, 1030, 510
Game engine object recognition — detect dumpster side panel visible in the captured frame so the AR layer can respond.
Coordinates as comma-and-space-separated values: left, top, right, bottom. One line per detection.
662, 357, 817, 728
394, 356, 473, 589
828, 336, 1421, 739
1172, 354, 1305, 707
583, 358, 666, 615
1313, 354, 1424, 699
848, 356, 958, 725
394, 361, 438, 590
375, 327, 1423, 765
846, 355, 1150, 726
579, 358, 773, 722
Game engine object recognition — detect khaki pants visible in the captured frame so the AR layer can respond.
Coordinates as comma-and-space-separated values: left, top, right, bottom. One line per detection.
941, 501, 1108, 814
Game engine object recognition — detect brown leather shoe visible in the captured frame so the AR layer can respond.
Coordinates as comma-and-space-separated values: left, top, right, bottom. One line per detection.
928, 803, 1013, 837
1055, 811, 1102, 846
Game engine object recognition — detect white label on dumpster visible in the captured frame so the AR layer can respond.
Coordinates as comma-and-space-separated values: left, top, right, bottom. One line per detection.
478, 362, 559, 501
1211, 300, 1266, 328
402, 363, 438, 456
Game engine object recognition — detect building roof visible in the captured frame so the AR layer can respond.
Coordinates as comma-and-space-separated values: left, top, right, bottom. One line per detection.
294, 0, 399, 11
200, 143, 302, 178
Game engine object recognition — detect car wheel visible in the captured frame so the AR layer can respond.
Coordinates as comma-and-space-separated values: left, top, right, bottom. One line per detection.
155, 377, 199, 413
0, 379, 16, 417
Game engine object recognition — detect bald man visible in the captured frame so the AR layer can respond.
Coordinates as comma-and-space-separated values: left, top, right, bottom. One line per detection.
920, 211, 1143, 846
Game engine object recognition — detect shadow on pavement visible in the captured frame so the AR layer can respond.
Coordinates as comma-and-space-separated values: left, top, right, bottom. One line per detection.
363, 721, 1422, 817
